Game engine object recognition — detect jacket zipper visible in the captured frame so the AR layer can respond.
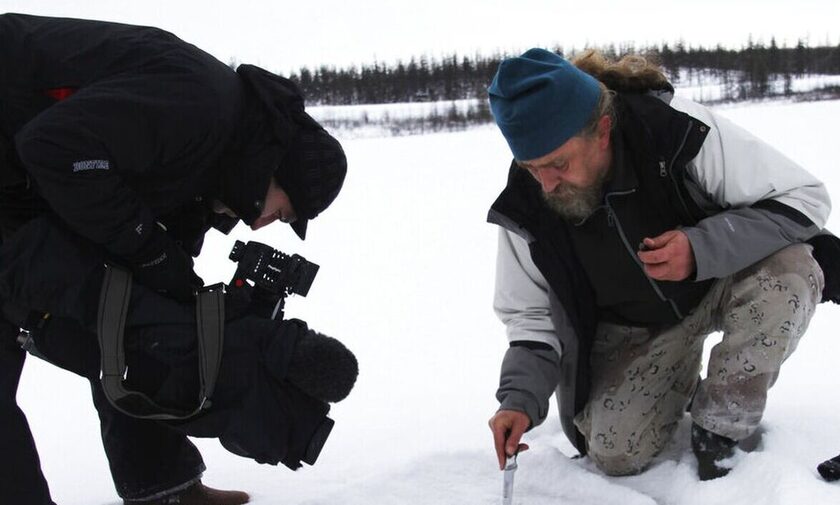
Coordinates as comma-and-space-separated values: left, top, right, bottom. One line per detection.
604, 190, 684, 320
667, 120, 696, 220
573, 203, 609, 227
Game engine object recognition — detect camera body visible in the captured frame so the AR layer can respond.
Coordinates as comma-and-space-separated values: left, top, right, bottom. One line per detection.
227, 240, 319, 320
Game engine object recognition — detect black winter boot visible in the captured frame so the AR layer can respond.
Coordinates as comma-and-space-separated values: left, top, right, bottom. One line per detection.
818, 453, 840, 482
123, 482, 249, 505
691, 423, 738, 481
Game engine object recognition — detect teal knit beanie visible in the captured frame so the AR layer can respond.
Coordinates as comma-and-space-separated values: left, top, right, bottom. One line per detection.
488, 48, 601, 161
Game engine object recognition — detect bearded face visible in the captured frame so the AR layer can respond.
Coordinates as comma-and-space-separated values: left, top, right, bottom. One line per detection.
541, 164, 610, 221
518, 116, 614, 222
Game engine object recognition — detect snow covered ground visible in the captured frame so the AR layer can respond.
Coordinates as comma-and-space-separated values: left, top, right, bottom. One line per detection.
16, 99, 840, 504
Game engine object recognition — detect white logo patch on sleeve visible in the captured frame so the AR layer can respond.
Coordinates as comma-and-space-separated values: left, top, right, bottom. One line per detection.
72, 159, 111, 172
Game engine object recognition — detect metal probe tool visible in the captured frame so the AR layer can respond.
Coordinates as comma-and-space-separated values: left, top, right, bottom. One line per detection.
502, 453, 518, 505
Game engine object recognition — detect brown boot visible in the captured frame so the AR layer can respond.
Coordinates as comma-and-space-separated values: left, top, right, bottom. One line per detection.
124, 481, 250, 505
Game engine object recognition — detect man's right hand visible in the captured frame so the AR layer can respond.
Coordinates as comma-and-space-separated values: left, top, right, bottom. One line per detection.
128, 226, 203, 301
489, 409, 531, 470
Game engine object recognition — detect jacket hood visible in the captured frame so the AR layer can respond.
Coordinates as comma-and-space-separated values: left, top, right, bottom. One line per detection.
215, 64, 313, 225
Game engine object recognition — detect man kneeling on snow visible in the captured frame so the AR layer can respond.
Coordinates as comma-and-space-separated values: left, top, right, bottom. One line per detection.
0, 217, 357, 475
485, 49, 840, 480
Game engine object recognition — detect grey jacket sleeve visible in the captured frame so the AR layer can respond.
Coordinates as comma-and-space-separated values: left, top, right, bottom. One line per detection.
493, 228, 566, 428
669, 97, 831, 281
682, 206, 821, 280
496, 342, 562, 428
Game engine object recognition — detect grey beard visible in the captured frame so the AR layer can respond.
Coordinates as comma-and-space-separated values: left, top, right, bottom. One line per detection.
542, 182, 604, 222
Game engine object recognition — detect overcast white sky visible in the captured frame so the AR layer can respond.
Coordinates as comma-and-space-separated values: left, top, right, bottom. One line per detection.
3, 1, 838, 75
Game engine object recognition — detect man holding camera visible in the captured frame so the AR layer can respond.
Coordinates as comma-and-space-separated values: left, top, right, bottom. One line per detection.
1, 13, 346, 505
0, 216, 358, 474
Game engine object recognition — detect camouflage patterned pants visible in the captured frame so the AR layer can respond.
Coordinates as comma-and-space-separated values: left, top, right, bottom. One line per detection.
574, 243, 824, 476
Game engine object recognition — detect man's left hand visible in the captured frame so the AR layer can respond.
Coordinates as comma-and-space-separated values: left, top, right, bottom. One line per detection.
637, 230, 696, 281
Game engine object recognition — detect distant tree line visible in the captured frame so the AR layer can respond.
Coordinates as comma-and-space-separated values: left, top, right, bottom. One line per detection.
288, 54, 500, 105
285, 39, 840, 105
660, 37, 840, 100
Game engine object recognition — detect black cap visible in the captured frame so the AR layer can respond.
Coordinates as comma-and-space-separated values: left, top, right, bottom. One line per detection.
275, 125, 347, 239
235, 64, 347, 239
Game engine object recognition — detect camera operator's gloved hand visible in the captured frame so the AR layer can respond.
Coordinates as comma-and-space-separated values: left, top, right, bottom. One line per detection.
127, 224, 203, 302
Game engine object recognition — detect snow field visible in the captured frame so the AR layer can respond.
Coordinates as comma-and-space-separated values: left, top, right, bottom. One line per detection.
17, 100, 840, 504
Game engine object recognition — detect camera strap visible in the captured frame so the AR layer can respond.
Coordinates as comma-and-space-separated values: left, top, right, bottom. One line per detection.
97, 264, 225, 420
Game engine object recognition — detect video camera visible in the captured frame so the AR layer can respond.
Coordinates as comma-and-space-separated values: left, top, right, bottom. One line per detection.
226, 240, 319, 320
224, 240, 333, 467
